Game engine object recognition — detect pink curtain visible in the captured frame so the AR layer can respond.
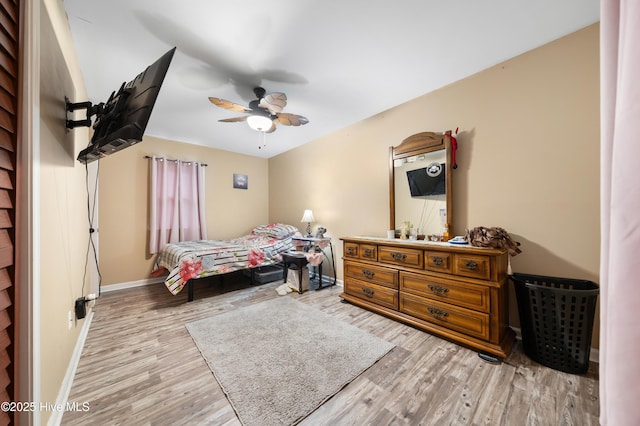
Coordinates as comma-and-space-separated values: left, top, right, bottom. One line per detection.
600, 1, 640, 424
148, 157, 208, 254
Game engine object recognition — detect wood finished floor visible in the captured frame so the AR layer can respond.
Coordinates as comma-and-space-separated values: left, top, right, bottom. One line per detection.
63, 274, 599, 425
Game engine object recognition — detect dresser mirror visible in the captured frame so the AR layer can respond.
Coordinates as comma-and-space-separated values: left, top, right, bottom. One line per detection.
389, 131, 453, 238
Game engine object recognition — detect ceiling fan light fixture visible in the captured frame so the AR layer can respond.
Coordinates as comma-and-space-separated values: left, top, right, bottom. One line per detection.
246, 115, 273, 132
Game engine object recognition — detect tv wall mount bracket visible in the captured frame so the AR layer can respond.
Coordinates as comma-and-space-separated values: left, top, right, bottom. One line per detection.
65, 97, 104, 129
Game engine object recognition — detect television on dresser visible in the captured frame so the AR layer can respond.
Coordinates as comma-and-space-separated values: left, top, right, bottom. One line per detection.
75, 47, 176, 164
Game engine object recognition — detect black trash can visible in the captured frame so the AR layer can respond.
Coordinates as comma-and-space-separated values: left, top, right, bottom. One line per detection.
511, 273, 599, 374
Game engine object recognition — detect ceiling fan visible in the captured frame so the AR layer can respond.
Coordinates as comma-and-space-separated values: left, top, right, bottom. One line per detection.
208, 87, 309, 133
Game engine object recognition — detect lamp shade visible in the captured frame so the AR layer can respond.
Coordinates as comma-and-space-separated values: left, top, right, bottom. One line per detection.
247, 115, 273, 131
300, 209, 315, 223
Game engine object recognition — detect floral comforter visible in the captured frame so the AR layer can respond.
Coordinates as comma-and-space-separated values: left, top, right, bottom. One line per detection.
155, 224, 298, 295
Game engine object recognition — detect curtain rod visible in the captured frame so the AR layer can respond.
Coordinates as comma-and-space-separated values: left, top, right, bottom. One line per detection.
144, 155, 208, 167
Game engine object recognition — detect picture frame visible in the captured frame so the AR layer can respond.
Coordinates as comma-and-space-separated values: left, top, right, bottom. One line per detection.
233, 173, 248, 189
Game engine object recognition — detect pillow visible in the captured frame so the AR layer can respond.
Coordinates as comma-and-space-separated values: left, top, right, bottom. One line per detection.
251, 223, 299, 239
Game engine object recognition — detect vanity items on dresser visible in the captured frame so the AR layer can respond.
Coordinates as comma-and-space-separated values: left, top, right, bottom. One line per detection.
340, 237, 515, 359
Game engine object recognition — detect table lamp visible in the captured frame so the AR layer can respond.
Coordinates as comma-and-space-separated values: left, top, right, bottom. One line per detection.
300, 209, 315, 237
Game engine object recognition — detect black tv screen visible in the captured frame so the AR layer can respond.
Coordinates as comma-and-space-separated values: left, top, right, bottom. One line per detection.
406, 163, 446, 197
77, 47, 176, 164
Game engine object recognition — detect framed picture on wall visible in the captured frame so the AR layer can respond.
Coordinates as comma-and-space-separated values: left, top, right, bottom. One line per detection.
233, 173, 248, 189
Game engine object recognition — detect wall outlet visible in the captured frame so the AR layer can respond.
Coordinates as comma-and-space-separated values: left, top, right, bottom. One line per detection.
68, 310, 73, 330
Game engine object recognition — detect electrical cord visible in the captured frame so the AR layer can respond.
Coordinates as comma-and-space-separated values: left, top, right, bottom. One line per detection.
82, 159, 102, 298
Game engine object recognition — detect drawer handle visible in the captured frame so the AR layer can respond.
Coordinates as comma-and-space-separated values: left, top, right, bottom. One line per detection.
465, 260, 478, 270
363, 248, 373, 257
362, 269, 375, 279
428, 284, 449, 296
432, 256, 444, 266
362, 287, 375, 298
428, 307, 449, 320
391, 252, 407, 262
347, 247, 356, 255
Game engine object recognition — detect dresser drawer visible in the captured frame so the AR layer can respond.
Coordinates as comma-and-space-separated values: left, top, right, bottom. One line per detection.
400, 293, 490, 340
378, 246, 423, 269
344, 261, 398, 289
359, 244, 377, 261
454, 254, 491, 280
399, 272, 490, 313
344, 242, 377, 261
424, 251, 453, 273
344, 242, 359, 258
344, 278, 399, 310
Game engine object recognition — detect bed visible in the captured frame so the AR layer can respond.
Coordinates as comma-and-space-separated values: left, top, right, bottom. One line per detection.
154, 223, 299, 301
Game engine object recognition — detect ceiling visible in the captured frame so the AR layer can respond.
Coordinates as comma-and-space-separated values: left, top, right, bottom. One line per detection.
63, 0, 600, 158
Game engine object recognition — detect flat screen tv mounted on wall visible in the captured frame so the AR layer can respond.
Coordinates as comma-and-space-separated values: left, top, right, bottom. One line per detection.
69, 47, 176, 164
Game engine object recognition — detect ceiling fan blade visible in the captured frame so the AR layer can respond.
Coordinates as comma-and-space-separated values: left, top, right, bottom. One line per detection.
258, 92, 287, 114
266, 122, 277, 133
219, 116, 248, 122
208, 97, 251, 113
274, 113, 309, 126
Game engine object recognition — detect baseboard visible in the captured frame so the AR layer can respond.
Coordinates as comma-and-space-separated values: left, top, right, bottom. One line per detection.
48, 310, 94, 426
510, 326, 599, 364
100, 276, 166, 293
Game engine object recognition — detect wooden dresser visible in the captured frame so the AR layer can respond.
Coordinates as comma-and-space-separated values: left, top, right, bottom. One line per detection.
340, 237, 515, 359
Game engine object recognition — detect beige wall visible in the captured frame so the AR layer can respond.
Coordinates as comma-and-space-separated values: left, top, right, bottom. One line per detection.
98, 136, 270, 286
269, 25, 600, 345
39, 0, 92, 422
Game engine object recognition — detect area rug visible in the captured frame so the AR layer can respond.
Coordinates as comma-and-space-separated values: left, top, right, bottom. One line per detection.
186, 296, 395, 426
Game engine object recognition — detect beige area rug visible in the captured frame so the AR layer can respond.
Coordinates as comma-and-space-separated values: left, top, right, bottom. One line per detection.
186, 297, 395, 426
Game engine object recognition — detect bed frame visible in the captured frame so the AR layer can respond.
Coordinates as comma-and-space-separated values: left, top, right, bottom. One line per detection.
185, 264, 283, 302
